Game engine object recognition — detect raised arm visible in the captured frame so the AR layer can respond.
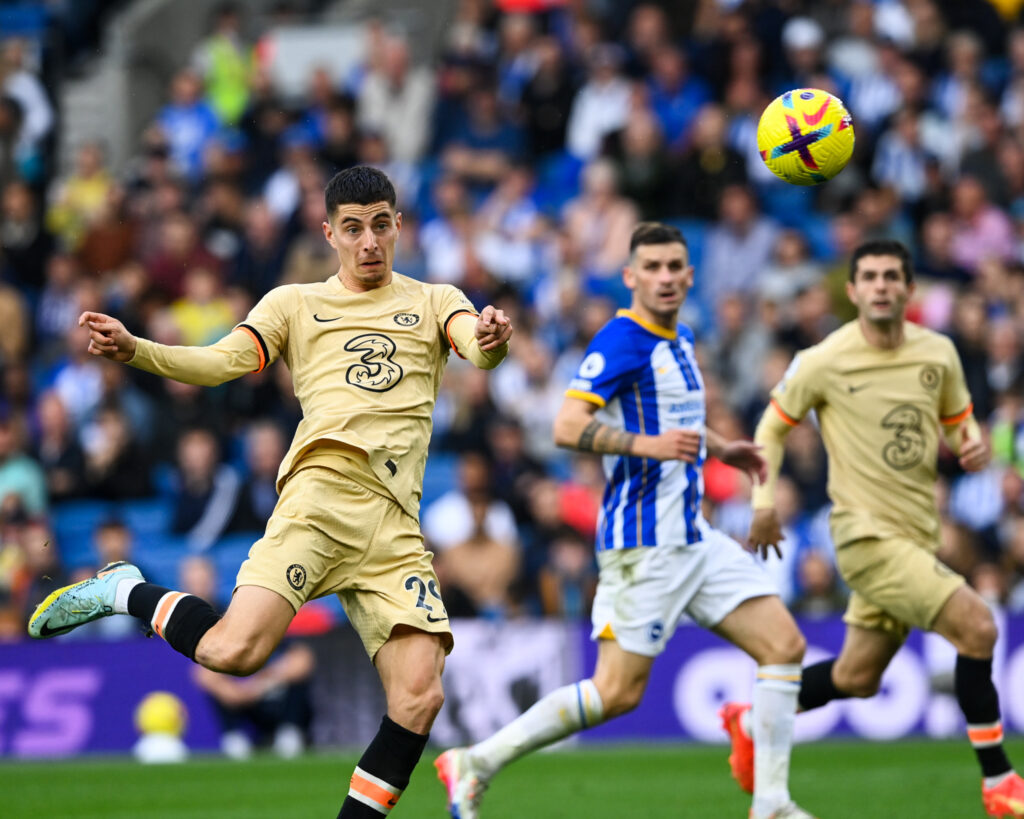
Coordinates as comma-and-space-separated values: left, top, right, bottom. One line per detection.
80, 311, 262, 388
446, 305, 512, 369
553, 396, 701, 461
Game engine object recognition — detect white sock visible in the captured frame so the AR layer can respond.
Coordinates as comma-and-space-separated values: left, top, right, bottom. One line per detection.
113, 578, 143, 615
469, 679, 604, 779
752, 664, 801, 818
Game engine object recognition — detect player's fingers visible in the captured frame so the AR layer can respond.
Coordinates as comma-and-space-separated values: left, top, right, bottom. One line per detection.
479, 305, 495, 324
493, 308, 509, 325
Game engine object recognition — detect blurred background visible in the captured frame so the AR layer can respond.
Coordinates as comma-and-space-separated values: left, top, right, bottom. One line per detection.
3, 0, 1024, 759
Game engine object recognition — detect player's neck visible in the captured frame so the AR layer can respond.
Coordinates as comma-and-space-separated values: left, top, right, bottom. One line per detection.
858, 315, 905, 350
336, 268, 394, 293
628, 303, 678, 333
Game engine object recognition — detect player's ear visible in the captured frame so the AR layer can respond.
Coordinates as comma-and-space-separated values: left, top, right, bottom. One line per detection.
322, 219, 336, 249
623, 263, 636, 290
845, 279, 856, 304
394, 210, 402, 232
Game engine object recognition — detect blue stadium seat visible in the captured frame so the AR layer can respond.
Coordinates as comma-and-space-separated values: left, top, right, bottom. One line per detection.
119, 497, 174, 538
52, 500, 114, 567
534, 152, 583, 217
757, 183, 815, 227
422, 451, 459, 508
209, 532, 259, 603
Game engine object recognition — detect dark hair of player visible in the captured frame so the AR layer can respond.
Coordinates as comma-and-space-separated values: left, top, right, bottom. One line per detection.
324, 166, 397, 219
849, 239, 914, 283
629, 222, 688, 256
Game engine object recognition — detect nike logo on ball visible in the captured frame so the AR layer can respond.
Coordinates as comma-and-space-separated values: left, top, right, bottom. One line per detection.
313, 314, 343, 322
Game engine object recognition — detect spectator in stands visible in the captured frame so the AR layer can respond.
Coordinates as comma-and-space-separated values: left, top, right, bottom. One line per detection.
233, 419, 287, 531
790, 550, 846, 619
473, 163, 547, 289
46, 141, 114, 253
0, 276, 28, 369
537, 525, 597, 619
440, 82, 525, 191
1, 178, 54, 294
608, 107, 673, 220
191, 2, 253, 126
48, 324, 104, 429
81, 403, 153, 499
357, 32, 436, 163
0, 39, 53, 182
145, 210, 223, 300
169, 266, 235, 347
156, 68, 221, 183
263, 124, 322, 222
76, 184, 138, 278
702, 184, 779, 308
0, 409, 46, 517
950, 175, 1017, 274
422, 451, 518, 553
561, 158, 638, 283
486, 415, 545, 525
318, 99, 361, 176
434, 496, 521, 619
230, 199, 287, 298
186, 555, 315, 759
646, 44, 712, 150
419, 174, 475, 286
565, 43, 632, 161
917, 211, 972, 284
279, 190, 338, 286
520, 36, 576, 159
33, 389, 85, 503
675, 103, 747, 220
170, 427, 245, 552
0, 95, 22, 190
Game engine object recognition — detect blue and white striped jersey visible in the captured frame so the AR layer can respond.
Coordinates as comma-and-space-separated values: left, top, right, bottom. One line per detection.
566, 309, 709, 551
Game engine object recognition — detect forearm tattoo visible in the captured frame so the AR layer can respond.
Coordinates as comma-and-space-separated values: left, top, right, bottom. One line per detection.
577, 420, 635, 454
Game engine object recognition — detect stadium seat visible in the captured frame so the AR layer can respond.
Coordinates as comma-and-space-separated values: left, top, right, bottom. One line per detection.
119, 497, 174, 538
52, 500, 114, 567
422, 451, 459, 508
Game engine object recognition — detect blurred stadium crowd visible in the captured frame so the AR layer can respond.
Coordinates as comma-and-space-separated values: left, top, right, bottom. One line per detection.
2, 0, 1024, 639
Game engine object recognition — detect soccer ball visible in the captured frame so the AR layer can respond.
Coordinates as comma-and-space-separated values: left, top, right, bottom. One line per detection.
135, 691, 187, 737
756, 88, 855, 185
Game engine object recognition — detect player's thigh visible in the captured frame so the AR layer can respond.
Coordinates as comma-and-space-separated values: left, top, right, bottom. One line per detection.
235, 466, 370, 611
337, 500, 453, 661
375, 625, 446, 705
712, 594, 805, 666
836, 536, 964, 633
930, 584, 998, 656
199, 584, 295, 672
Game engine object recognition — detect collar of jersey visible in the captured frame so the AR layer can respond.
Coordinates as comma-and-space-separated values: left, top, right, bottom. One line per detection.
617, 309, 677, 339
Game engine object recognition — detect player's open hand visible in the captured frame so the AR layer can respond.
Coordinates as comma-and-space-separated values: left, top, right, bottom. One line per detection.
78, 311, 137, 363
959, 425, 990, 472
718, 440, 768, 485
748, 507, 784, 559
474, 305, 513, 351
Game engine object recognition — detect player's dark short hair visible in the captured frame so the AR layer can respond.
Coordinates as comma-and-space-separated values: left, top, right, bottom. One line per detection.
849, 239, 913, 283
629, 222, 688, 256
324, 166, 397, 218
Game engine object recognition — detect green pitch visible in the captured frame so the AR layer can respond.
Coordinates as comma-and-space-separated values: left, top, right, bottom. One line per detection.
4, 740, 1021, 818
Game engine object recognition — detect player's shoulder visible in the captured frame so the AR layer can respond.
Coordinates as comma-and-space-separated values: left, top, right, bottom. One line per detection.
904, 320, 956, 352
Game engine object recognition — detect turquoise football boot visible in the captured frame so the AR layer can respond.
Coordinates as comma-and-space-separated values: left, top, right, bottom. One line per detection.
28, 561, 143, 638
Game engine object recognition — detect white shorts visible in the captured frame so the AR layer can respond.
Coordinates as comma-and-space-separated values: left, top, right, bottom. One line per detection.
589, 528, 779, 657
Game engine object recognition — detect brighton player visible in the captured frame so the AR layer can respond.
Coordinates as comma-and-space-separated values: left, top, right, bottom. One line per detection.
28, 167, 512, 818
721, 239, 1024, 817
436, 222, 815, 819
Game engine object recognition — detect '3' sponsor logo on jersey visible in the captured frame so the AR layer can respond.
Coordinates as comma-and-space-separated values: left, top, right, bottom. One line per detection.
344, 333, 404, 392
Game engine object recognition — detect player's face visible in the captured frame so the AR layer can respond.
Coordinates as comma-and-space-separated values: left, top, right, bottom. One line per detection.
624, 242, 693, 323
847, 254, 914, 324
323, 202, 402, 291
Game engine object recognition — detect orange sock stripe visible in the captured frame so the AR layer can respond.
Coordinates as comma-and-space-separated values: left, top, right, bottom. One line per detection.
349, 771, 400, 814
152, 592, 187, 640
969, 724, 1004, 746
756, 672, 802, 682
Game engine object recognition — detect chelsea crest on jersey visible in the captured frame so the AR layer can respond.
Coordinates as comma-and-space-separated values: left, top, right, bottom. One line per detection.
566, 310, 709, 551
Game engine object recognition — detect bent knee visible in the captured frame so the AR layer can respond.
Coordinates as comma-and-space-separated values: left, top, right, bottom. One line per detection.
196, 637, 270, 677
768, 630, 807, 665
833, 667, 882, 698
598, 681, 645, 719
959, 612, 998, 657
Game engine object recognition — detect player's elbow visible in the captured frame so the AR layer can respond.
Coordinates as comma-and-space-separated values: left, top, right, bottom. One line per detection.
553, 417, 577, 449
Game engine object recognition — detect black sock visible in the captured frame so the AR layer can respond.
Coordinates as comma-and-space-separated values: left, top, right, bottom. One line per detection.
337, 716, 429, 818
956, 655, 1012, 779
127, 583, 221, 661
797, 659, 852, 711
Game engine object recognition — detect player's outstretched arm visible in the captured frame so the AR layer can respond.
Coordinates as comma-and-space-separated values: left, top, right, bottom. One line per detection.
447, 306, 512, 369
79, 311, 264, 388
748, 405, 797, 559
79, 311, 138, 363
553, 396, 700, 460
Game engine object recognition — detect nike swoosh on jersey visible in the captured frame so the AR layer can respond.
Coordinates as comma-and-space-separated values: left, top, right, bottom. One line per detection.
847, 383, 870, 393
313, 313, 343, 322
426, 614, 449, 623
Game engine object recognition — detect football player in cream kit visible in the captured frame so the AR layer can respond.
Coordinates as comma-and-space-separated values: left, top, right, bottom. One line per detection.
436, 222, 816, 819
28, 167, 512, 819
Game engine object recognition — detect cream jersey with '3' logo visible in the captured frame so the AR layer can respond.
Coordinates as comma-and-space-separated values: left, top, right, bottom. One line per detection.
763, 320, 972, 547
129, 272, 505, 519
